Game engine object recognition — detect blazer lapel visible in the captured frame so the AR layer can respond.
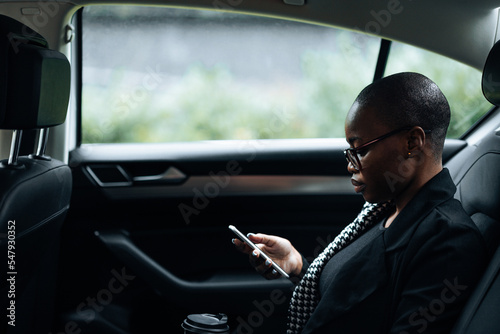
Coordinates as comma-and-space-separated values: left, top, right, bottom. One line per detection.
302, 231, 388, 333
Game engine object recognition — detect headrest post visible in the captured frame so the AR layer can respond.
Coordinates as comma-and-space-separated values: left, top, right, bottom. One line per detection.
7, 129, 23, 166
32, 128, 51, 160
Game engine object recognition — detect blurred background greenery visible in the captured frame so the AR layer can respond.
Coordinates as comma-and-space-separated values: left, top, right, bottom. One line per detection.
82, 6, 491, 144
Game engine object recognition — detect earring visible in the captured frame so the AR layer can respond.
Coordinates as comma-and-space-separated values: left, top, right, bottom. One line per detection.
407, 152, 412, 158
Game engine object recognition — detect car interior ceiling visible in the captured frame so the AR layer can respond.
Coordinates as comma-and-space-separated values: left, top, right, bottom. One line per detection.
0, 1, 500, 333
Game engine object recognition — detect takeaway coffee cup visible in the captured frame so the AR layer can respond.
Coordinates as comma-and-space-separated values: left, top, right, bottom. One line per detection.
182, 313, 230, 333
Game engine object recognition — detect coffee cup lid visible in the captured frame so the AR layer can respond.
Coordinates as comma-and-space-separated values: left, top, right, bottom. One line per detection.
182, 313, 230, 333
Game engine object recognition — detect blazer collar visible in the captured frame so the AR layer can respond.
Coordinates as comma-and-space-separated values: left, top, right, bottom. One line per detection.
383, 168, 456, 252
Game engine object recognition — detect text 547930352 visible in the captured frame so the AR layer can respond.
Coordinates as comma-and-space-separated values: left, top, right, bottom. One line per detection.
6, 220, 16, 327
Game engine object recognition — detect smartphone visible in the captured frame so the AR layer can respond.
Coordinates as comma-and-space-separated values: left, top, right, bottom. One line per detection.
229, 225, 289, 278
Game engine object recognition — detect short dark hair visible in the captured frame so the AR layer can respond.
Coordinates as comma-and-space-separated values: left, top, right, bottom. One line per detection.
354, 72, 450, 160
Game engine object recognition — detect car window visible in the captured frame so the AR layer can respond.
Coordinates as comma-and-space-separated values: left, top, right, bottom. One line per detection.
384, 41, 492, 138
81, 6, 491, 144
81, 5, 380, 143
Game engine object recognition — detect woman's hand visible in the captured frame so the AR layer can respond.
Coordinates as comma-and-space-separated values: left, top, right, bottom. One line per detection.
233, 233, 303, 280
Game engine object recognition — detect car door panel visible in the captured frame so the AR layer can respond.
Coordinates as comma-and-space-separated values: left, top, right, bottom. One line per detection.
56, 138, 466, 333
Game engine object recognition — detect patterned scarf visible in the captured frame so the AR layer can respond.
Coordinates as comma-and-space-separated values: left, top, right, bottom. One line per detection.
286, 201, 394, 333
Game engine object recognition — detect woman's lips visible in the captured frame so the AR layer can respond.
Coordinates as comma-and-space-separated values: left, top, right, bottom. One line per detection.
351, 178, 366, 193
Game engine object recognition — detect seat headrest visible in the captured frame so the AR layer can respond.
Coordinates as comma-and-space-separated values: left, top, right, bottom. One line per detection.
483, 39, 500, 106
0, 15, 70, 130
459, 151, 500, 225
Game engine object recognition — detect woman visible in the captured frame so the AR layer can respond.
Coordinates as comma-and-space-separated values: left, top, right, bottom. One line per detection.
233, 72, 488, 333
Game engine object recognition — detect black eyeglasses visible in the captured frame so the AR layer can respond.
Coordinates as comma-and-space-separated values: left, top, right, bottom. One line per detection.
344, 127, 431, 171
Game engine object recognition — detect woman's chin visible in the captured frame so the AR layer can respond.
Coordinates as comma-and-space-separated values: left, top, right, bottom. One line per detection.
362, 192, 391, 204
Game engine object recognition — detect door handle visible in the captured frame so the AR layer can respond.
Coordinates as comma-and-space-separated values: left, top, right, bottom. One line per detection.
132, 166, 187, 184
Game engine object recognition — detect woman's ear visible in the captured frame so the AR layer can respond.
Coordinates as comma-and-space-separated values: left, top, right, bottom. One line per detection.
406, 126, 426, 152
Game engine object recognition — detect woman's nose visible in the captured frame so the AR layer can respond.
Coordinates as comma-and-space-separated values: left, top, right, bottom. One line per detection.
347, 160, 358, 174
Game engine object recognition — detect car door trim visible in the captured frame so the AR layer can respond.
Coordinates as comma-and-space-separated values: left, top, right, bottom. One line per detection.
98, 175, 354, 200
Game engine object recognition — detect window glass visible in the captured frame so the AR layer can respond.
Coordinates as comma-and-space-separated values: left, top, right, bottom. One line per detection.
385, 42, 492, 138
81, 6, 380, 143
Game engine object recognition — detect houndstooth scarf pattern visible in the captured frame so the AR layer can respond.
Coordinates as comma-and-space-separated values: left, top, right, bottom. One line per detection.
286, 201, 394, 334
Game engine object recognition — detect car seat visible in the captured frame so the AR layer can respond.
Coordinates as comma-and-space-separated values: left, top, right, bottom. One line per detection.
0, 15, 72, 334
450, 39, 500, 333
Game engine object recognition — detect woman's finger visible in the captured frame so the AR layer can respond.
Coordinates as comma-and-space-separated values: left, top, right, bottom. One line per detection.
247, 233, 276, 247
249, 249, 265, 267
262, 266, 282, 280
253, 256, 273, 276
232, 238, 254, 254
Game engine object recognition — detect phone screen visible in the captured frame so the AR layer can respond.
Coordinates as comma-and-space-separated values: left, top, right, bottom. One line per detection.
229, 225, 290, 278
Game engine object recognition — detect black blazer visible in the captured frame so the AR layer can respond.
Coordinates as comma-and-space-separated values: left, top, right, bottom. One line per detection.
302, 169, 489, 334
